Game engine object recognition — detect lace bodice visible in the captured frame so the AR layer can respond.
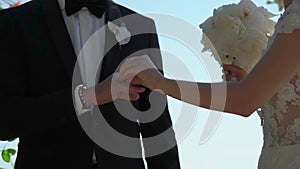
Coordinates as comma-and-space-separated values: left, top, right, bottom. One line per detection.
259, 0, 300, 148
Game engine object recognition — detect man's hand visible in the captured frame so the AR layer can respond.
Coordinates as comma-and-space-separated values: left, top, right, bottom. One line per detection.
83, 73, 145, 106
223, 64, 247, 82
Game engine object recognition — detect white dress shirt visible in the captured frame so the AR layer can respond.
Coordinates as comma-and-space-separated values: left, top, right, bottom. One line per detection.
57, 0, 106, 115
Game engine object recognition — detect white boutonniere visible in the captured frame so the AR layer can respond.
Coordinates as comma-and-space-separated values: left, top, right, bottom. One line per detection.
107, 21, 131, 46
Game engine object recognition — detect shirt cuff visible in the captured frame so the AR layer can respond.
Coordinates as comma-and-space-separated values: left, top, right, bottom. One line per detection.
74, 85, 92, 116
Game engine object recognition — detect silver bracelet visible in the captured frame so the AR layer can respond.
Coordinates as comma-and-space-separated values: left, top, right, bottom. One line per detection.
78, 85, 91, 110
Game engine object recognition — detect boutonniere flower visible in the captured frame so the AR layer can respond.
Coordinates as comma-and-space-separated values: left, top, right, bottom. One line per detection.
107, 21, 131, 46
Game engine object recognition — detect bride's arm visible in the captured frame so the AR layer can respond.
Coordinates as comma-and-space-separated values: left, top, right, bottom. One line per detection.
122, 29, 300, 117
157, 29, 300, 117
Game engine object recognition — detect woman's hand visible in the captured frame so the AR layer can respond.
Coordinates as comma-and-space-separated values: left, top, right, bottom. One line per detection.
120, 55, 165, 90
223, 64, 247, 82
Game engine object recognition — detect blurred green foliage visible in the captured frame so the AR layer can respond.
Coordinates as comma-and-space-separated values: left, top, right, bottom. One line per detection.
267, 0, 284, 11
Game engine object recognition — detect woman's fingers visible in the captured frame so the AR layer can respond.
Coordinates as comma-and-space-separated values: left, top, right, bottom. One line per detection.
223, 64, 247, 81
130, 76, 143, 85
224, 70, 229, 75
223, 64, 243, 72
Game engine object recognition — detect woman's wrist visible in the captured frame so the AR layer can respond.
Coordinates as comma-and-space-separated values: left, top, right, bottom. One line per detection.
156, 77, 169, 93
161, 77, 181, 97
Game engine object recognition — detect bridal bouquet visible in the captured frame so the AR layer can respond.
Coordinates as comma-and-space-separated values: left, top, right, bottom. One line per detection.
200, 0, 276, 72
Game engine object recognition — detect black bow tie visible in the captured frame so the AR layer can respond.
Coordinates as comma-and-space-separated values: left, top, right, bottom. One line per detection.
65, 0, 106, 18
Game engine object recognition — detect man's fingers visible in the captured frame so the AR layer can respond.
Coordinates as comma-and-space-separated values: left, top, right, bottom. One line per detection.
113, 80, 144, 93
120, 59, 135, 76
121, 65, 141, 78
119, 91, 140, 101
120, 56, 147, 75
120, 55, 158, 78
120, 60, 144, 78
128, 91, 140, 100
129, 84, 145, 93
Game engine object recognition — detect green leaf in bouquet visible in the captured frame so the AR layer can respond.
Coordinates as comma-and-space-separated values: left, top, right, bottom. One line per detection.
7, 149, 16, 156
7, 138, 16, 142
1, 150, 11, 163
267, 0, 284, 11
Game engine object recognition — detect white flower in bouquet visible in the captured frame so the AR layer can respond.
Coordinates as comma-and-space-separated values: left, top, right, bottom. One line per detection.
200, 0, 276, 72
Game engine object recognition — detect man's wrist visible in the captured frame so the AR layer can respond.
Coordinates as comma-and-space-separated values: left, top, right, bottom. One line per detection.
84, 83, 113, 106
95, 85, 113, 105
82, 86, 94, 106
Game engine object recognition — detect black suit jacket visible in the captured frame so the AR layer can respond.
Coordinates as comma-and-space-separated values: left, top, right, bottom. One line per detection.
0, 0, 181, 169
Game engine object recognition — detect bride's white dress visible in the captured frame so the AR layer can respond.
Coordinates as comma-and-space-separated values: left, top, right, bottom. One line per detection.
258, 0, 300, 168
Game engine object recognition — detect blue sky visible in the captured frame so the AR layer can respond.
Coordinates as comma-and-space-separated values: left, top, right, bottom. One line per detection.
0, 0, 281, 169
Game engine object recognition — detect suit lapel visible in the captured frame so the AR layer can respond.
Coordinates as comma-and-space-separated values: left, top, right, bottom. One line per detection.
100, 1, 123, 81
39, 0, 77, 82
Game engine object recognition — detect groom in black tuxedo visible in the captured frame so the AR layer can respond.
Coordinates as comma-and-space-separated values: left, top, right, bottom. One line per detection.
0, 0, 181, 169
